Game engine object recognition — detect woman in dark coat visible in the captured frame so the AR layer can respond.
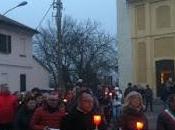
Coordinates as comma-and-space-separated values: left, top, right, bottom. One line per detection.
14, 96, 36, 130
156, 94, 175, 130
117, 91, 148, 130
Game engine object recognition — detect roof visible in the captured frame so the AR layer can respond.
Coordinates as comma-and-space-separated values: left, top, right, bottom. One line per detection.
0, 14, 38, 34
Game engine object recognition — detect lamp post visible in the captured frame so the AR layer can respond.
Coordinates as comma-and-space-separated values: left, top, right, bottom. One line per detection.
3, 1, 28, 16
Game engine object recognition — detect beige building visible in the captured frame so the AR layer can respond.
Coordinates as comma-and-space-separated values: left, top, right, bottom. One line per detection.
118, 0, 175, 96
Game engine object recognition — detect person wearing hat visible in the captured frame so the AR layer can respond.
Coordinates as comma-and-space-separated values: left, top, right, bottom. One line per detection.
117, 91, 148, 130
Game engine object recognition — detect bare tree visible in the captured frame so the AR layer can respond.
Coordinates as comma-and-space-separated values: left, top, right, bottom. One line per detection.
33, 16, 117, 89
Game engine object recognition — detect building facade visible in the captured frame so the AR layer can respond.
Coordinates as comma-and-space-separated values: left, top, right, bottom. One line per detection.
118, 0, 175, 96
0, 14, 49, 92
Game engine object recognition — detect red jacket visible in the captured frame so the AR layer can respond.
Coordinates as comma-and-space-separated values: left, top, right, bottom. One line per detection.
31, 106, 65, 130
0, 94, 18, 124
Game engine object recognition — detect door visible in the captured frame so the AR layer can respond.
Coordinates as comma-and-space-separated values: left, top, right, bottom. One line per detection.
156, 60, 174, 96
20, 74, 26, 92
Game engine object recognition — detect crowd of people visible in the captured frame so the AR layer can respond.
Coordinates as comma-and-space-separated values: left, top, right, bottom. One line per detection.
0, 81, 175, 130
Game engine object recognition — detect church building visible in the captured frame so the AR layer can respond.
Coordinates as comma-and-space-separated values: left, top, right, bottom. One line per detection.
117, 0, 175, 96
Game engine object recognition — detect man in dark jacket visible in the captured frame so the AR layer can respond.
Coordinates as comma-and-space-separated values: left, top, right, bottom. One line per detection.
60, 91, 106, 130
144, 85, 153, 112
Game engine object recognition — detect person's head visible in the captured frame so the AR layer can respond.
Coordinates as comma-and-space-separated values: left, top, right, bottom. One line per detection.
168, 94, 175, 112
77, 91, 94, 113
0, 84, 10, 95
35, 93, 43, 105
146, 84, 150, 89
124, 91, 144, 111
24, 97, 36, 110
128, 82, 132, 87
46, 94, 59, 108
31, 87, 41, 96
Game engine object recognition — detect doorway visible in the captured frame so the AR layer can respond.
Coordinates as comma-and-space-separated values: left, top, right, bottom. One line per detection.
20, 74, 26, 92
156, 60, 174, 96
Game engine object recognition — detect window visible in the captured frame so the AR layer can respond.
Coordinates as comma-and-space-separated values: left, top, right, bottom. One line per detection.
0, 33, 11, 54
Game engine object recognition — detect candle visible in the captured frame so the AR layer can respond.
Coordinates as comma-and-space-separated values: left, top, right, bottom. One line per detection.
136, 122, 144, 130
63, 99, 67, 103
93, 115, 102, 126
109, 92, 112, 96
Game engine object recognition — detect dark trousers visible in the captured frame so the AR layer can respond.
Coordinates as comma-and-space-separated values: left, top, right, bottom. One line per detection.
145, 99, 153, 112
0, 123, 13, 130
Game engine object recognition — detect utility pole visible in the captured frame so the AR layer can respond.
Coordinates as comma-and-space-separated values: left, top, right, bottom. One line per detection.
53, 0, 63, 89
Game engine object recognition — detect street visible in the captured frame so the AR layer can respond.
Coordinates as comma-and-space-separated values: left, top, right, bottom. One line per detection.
145, 99, 164, 130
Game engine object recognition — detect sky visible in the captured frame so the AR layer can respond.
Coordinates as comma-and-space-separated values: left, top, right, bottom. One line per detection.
0, 0, 117, 35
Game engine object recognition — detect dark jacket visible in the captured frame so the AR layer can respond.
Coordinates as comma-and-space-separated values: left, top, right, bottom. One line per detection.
60, 108, 106, 130
14, 105, 35, 130
145, 88, 153, 101
157, 110, 175, 130
117, 107, 148, 130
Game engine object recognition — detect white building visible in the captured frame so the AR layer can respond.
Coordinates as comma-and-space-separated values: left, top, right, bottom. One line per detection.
0, 14, 49, 92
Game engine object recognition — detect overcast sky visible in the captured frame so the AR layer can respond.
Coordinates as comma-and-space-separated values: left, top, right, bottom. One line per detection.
0, 0, 117, 35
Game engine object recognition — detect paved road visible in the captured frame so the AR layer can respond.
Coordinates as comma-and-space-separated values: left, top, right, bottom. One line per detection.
145, 99, 164, 130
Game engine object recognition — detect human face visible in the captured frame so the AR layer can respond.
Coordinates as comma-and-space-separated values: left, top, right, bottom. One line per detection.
36, 96, 43, 104
27, 100, 36, 110
129, 95, 141, 110
79, 93, 94, 113
47, 96, 58, 108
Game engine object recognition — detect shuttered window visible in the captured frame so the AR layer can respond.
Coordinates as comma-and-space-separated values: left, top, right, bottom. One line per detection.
0, 33, 11, 54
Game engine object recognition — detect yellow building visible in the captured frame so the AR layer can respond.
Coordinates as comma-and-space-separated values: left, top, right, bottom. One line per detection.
118, 0, 175, 96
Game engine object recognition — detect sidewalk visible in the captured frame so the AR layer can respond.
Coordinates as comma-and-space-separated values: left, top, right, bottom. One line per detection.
145, 99, 164, 130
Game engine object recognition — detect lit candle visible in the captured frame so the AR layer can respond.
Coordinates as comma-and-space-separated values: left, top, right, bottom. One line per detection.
93, 115, 102, 128
109, 92, 112, 96
63, 99, 67, 103
136, 122, 144, 130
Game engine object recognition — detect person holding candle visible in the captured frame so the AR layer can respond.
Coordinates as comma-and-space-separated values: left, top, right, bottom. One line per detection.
117, 91, 148, 130
156, 94, 175, 130
60, 90, 106, 130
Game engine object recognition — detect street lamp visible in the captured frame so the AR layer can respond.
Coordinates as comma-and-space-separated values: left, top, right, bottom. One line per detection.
3, 1, 28, 16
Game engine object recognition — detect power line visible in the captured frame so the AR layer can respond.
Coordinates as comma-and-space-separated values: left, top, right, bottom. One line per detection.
35, 3, 53, 30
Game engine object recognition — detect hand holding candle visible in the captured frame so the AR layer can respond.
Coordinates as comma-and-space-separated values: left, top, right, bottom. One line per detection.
136, 121, 144, 130
93, 115, 102, 130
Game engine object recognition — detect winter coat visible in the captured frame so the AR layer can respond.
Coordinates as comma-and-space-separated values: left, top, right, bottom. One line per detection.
117, 107, 148, 130
157, 109, 175, 130
14, 105, 35, 130
30, 106, 65, 130
60, 108, 106, 130
0, 94, 18, 124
